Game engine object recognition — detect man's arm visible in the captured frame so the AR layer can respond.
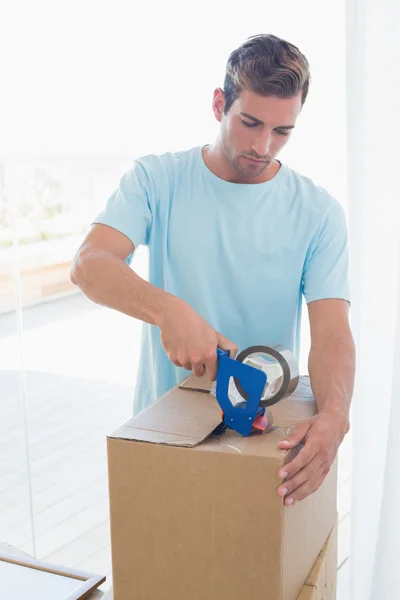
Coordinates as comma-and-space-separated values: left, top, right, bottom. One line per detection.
277, 299, 355, 505
71, 223, 177, 326
308, 298, 355, 432
71, 223, 237, 379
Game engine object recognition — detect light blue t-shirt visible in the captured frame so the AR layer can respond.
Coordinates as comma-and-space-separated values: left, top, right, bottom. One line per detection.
93, 145, 350, 414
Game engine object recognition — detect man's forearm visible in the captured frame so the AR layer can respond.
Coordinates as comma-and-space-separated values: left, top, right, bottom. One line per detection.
308, 334, 356, 436
70, 248, 180, 327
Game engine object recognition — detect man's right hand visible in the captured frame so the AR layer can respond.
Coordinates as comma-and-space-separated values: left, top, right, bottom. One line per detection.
157, 298, 238, 381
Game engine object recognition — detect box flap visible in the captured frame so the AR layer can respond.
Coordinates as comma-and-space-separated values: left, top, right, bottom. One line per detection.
109, 383, 222, 447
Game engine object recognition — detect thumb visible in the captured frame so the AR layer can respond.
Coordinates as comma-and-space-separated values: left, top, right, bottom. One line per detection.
217, 332, 238, 359
278, 421, 312, 448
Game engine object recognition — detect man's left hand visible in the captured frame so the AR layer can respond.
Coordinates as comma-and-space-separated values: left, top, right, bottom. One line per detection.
276, 413, 349, 506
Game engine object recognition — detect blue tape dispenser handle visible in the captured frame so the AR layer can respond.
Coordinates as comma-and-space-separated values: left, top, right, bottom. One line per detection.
215, 348, 268, 436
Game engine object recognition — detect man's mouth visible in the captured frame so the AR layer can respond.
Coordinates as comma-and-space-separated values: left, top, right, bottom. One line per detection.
244, 156, 268, 164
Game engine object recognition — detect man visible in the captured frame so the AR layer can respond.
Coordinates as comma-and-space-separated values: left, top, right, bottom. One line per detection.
71, 33, 355, 507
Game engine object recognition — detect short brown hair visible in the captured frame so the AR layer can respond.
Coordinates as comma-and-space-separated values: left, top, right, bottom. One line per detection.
223, 33, 310, 114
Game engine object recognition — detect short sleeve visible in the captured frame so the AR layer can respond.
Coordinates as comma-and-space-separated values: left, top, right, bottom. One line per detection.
92, 160, 153, 249
302, 202, 351, 304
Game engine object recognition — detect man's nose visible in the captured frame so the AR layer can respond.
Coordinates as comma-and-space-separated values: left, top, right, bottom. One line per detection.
252, 130, 272, 157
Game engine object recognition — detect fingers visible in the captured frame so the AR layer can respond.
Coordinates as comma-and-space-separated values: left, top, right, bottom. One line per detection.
210, 333, 238, 378
191, 358, 206, 377
217, 333, 238, 359
277, 454, 325, 503
186, 348, 216, 378
184, 335, 238, 381
167, 332, 237, 380
167, 350, 207, 376
278, 439, 318, 482
204, 349, 218, 382
280, 462, 331, 505
278, 421, 312, 449
170, 354, 209, 378
168, 354, 183, 368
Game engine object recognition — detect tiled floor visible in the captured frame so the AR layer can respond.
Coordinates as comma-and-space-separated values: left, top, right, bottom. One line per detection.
0, 289, 352, 597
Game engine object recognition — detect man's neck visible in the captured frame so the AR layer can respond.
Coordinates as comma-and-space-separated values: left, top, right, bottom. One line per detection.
202, 143, 281, 184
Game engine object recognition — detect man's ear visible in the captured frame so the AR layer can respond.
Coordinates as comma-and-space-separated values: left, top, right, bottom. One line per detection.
212, 88, 226, 122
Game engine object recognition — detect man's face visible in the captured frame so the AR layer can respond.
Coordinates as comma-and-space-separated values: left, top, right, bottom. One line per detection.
212, 88, 303, 181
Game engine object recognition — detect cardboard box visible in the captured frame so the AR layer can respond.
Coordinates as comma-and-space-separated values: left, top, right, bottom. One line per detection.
107, 376, 337, 600
91, 522, 337, 599
297, 522, 338, 600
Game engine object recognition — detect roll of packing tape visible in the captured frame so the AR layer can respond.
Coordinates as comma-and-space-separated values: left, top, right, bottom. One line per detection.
233, 344, 299, 407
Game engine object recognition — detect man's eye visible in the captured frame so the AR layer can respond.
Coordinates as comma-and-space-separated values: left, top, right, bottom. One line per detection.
275, 130, 290, 136
241, 120, 258, 128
